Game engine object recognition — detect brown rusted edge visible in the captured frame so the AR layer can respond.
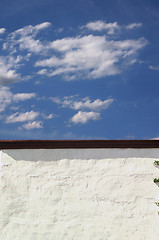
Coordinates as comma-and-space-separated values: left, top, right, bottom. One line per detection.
0, 140, 159, 149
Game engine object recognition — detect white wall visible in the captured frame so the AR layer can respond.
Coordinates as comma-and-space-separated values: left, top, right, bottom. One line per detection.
0, 149, 159, 240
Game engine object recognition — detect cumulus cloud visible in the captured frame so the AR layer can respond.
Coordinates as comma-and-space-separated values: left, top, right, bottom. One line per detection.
21, 121, 43, 130
0, 20, 147, 87
0, 54, 31, 85
1, 21, 147, 82
52, 96, 114, 111
71, 111, 100, 124
0, 54, 33, 85
0, 28, 6, 34
73, 98, 113, 111
4, 22, 51, 54
85, 20, 120, 34
35, 34, 147, 80
125, 23, 142, 29
0, 86, 36, 112
149, 65, 159, 71
52, 96, 113, 125
0, 56, 20, 84
13, 93, 36, 101
6, 111, 39, 123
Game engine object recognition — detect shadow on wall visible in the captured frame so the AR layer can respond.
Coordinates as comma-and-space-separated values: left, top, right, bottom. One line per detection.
2, 149, 159, 162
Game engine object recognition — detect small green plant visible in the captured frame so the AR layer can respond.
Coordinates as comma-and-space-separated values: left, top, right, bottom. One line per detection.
154, 160, 159, 166
153, 164, 159, 215
155, 202, 159, 207
153, 178, 159, 183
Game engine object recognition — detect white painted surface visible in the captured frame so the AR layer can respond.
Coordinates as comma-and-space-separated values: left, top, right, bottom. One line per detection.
0, 149, 159, 240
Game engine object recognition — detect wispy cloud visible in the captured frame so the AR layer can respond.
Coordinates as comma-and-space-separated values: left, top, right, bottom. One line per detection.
85, 20, 120, 34
52, 96, 114, 111
4, 22, 51, 54
52, 96, 113, 125
0, 87, 12, 112
70, 111, 100, 124
125, 23, 142, 29
0, 86, 55, 130
149, 65, 159, 71
0, 86, 36, 112
85, 20, 142, 32
6, 111, 39, 123
41, 113, 55, 119
34, 22, 51, 31
21, 121, 43, 130
0, 21, 147, 83
13, 93, 36, 101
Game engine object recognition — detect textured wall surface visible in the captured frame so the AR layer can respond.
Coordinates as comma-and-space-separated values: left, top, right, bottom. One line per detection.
0, 149, 159, 240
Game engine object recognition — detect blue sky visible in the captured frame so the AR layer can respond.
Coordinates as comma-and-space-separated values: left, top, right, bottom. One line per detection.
0, 0, 159, 139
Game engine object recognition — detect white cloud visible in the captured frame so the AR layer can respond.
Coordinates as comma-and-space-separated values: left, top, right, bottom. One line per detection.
85, 21, 142, 32
35, 22, 51, 31
0, 54, 31, 85
41, 113, 55, 119
71, 111, 100, 124
0, 86, 36, 112
72, 98, 113, 111
13, 93, 36, 101
5, 22, 51, 54
21, 121, 43, 130
0, 68, 19, 85
50, 95, 114, 124
0, 28, 6, 34
35, 34, 147, 80
55, 28, 64, 34
149, 65, 159, 71
14, 23, 49, 36
1, 21, 147, 83
52, 96, 113, 125
85, 20, 120, 34
0, 87, 12, 112
125, 23, 142, 29
6, 111, 39, 123
0, 56, 20, 84
18, 37, 44, 53
47, 114, 54, 119
37, 68, 48, 75
52, 96, 114, 111
112, 38, 146, 54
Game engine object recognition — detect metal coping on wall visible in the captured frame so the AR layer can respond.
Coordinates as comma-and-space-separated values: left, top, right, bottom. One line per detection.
0, 140, 159, 149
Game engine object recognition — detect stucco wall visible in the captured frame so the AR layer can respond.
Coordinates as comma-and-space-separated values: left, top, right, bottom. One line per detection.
0, 149, 159, 240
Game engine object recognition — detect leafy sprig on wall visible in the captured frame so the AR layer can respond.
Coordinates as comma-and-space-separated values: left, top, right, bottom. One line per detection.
155, 202, 159, 207
153, 178, 159, 183
154, 160, 159, 167
154, 160, 159, 215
